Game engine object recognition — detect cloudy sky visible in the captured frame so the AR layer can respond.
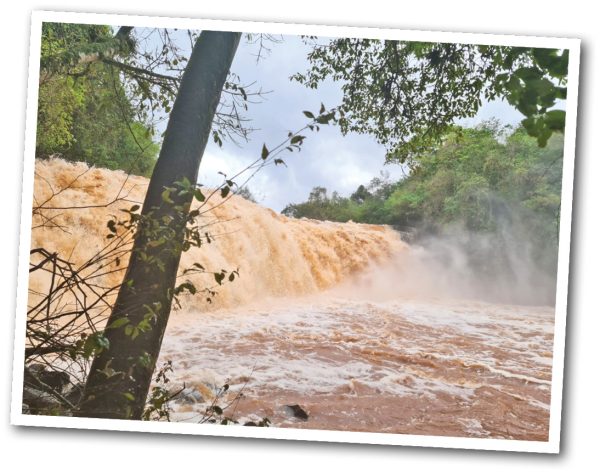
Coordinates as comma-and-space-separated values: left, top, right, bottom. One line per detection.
163, 33, 525, 211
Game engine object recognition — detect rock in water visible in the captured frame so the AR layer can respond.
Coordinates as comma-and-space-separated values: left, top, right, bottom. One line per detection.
24, 364, 71, 392
65, 382, 85, 405
22, 386, 61, 413
284, 404, 309, 420
39, 370, 71, 391
172, 387, 205, 404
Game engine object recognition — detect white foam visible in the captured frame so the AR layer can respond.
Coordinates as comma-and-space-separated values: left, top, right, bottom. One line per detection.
159, 295, 555, 422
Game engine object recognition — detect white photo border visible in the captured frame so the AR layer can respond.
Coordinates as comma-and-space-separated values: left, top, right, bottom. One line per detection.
10, 10, 581, 454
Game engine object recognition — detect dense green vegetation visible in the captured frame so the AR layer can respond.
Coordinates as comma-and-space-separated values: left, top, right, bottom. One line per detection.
283, 122, 564, 293
294, 40, 568, 163
36, 23, 159, 176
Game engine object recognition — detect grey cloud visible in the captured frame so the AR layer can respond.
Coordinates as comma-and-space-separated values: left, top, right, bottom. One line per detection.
166, 32, 525, 212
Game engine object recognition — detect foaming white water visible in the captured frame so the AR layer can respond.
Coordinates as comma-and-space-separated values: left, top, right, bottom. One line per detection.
160, 293, 554, 439
29, 158, 405, 313
28, 159, 555, 439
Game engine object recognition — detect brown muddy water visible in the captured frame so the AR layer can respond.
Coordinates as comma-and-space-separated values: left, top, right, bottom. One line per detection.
29, 159, 555, 440
161, 295, 553, 440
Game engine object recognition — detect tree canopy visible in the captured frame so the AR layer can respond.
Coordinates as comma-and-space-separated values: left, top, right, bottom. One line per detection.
36, 24, 274, 178
293, 39, 568, 162
37, 23, 159, 176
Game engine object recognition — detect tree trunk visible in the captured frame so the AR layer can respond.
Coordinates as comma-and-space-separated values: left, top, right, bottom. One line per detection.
76, 31, 241, 419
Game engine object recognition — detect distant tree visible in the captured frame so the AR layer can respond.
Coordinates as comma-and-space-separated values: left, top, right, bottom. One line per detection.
36, 23, 158, 176
236, 186, 257, 203
308, 186, 328, 203
350, 184, 371, 204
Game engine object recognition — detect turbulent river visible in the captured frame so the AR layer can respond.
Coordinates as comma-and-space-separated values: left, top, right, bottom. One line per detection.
161, 293, 553, 440
29, 159, 555, 440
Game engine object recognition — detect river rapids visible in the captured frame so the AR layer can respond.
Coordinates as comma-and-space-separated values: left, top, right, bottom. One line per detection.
27, 159, 555, 440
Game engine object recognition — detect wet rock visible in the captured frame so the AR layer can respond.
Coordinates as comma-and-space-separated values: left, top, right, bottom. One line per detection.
23, 364, 45, 385
173, 387, 205, 404
22, 386, 61, 413
22, 364, 76, 414
26, 363, 46, 375
24, 364, 71, 392
39, 370, 71, 391
243, 417, 271, 427
64, 382, 85, 405
284, 404, 309, 421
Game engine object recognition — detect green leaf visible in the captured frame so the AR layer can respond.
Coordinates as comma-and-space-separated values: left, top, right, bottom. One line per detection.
544, 109, 566, 132
261, 143, 269, 160
122, 392, 135, 402
533, 48, 569, 78
528, 78, 555, 99
138, 352, 152, 368
521, 116, 538, 135
82, 333, 109, 358
95, 334, 110, 350
161, 189, 174, 204
214, 272, 225, 285
515, 66, 543, 81
556, 87, 568, 100
194, 188, 206, 202
290, 135, 305, 145
537, 129, 552, 147
180, 176, 190, 187
82, 337, 95, 358
303, 110, 315, 119
316, 112, 335, 124
107, 317, 130, 330
221, 186, 230, 198
175, 282, 197, 295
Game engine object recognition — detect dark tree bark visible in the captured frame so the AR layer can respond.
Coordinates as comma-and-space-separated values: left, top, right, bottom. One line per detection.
76, 31, 241, 419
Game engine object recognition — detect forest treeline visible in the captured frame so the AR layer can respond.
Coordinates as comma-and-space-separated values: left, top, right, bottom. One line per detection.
283, 122, 564, 286
36, 23, 159, 176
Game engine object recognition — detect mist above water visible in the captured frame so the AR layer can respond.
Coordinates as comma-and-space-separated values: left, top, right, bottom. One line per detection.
335, 233, 556, 307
